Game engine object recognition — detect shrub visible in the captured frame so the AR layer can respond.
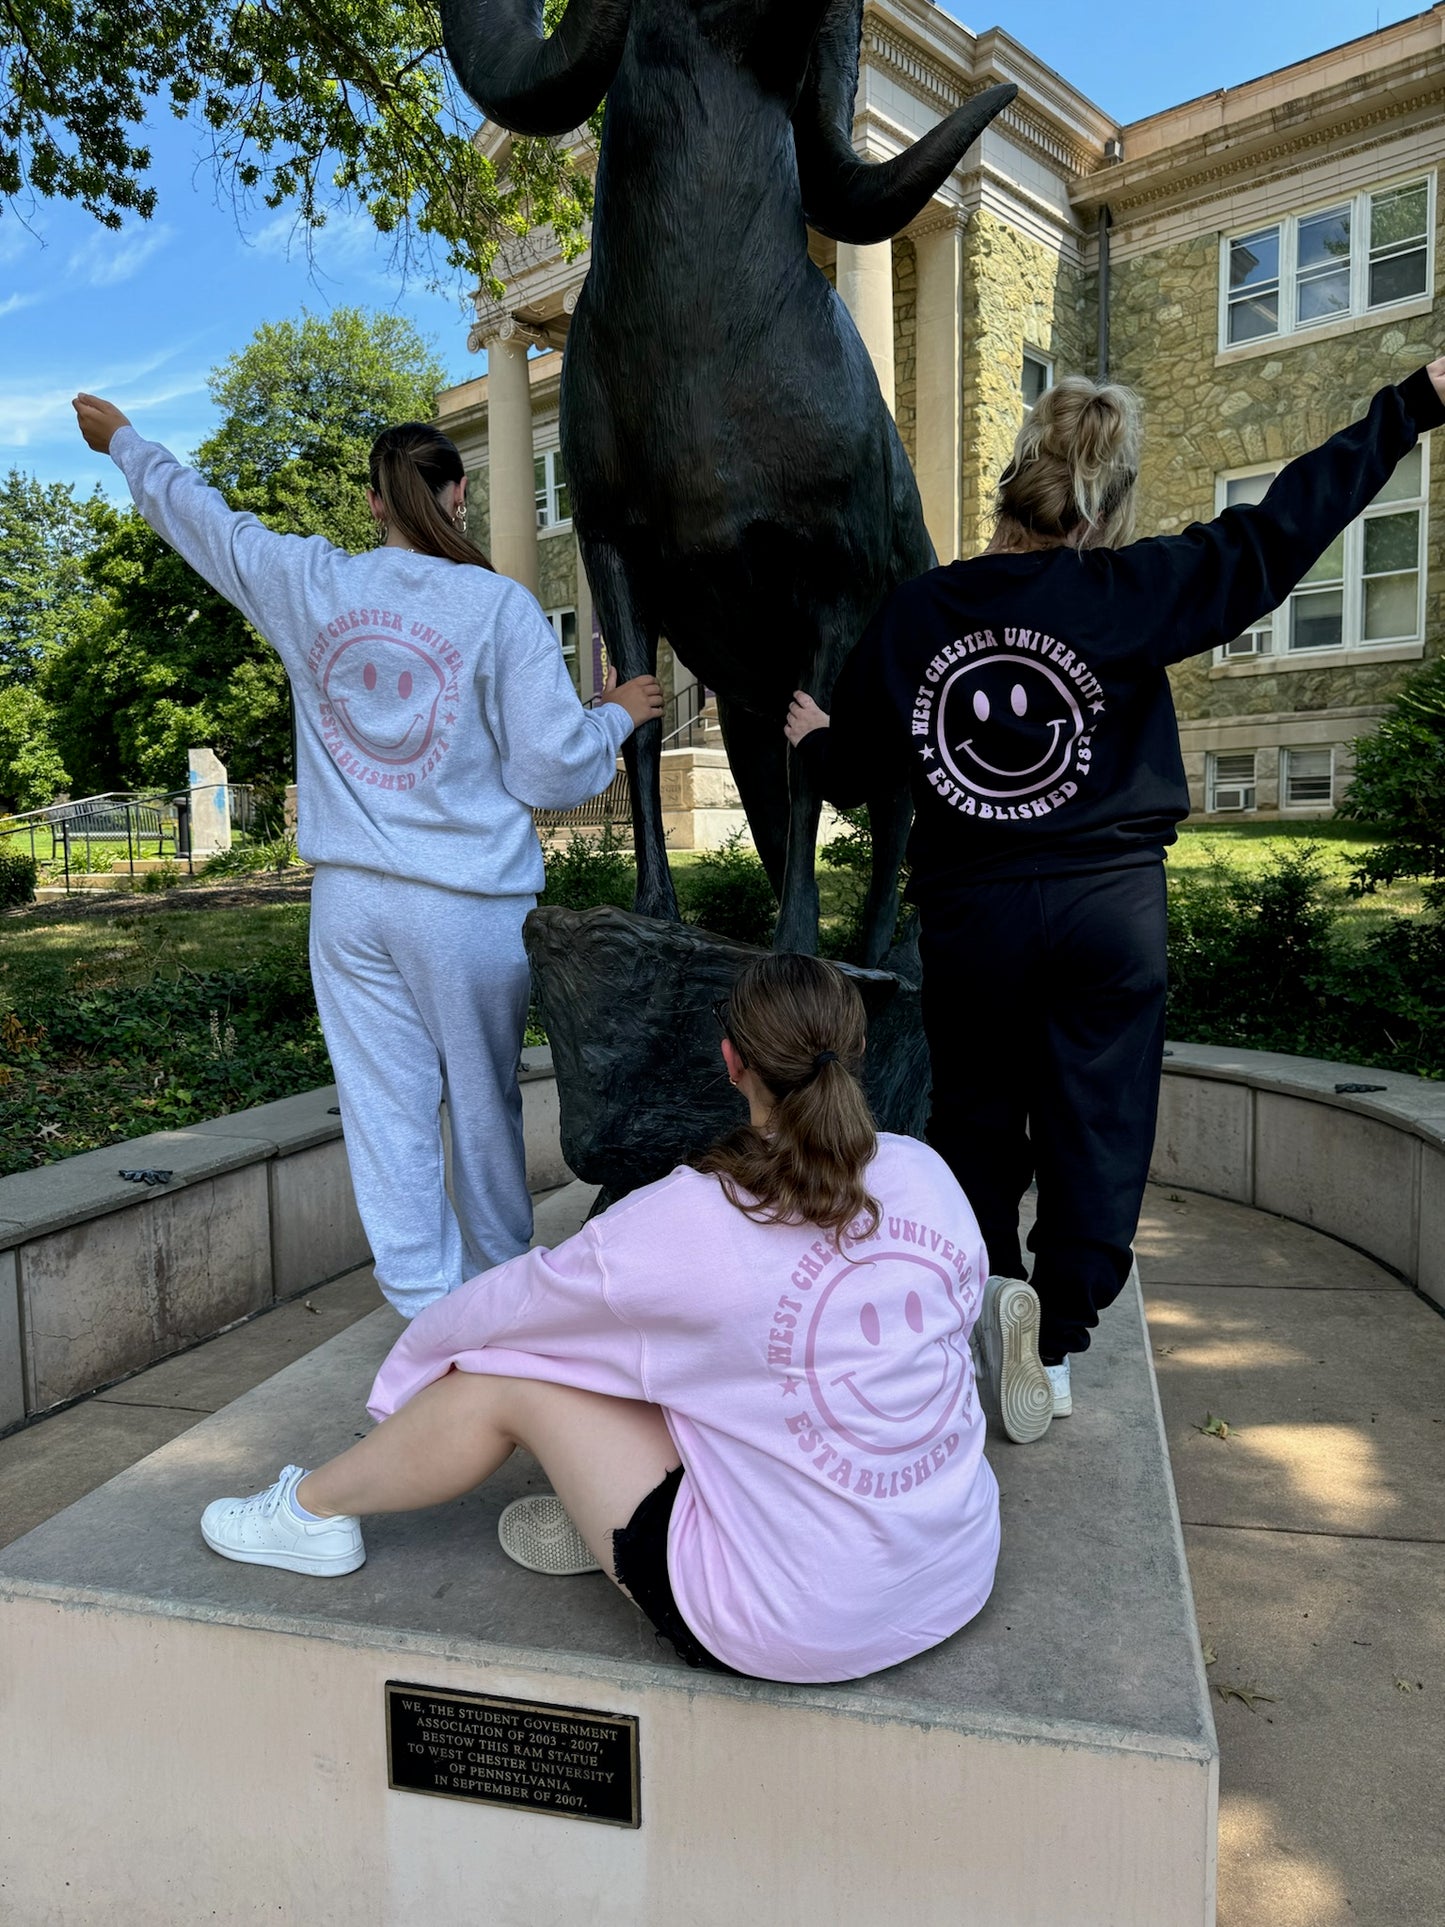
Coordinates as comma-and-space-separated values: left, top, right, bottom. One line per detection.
0, 918, 331, 1173
679, 829, 777, 948
539, 822, 636, 912
1339, 654, 1445, 906
1166, 845, 1444, 1077
0, 850, 37, 908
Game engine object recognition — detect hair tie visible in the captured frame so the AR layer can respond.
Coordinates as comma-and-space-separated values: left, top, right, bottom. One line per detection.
813, 1050, 839, 1073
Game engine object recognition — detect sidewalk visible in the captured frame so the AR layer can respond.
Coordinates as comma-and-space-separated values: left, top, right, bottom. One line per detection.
2, 1180, 1441, 1926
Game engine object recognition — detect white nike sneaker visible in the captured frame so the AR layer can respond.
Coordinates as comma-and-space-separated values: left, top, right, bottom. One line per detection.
200, 1465, 365, 1577
1044, 1360, 1073, 1418
498, 1495, 601, 1575
976, 1276, 1054, 1444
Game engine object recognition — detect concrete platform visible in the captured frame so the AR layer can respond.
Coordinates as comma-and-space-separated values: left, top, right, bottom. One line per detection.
0, 1263, 1215, 1924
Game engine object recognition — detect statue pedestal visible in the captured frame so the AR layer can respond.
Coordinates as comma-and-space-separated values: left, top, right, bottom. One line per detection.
0, 1255, 1216, 1923
524, 906, 931, 1204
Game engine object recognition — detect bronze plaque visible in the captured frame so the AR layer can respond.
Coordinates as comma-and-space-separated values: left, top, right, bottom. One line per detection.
385, 1682, 641, 1828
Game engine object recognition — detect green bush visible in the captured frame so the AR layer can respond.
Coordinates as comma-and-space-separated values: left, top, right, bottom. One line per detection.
1167, 845, 1444, 1076
1339, 654, 1445, 906
0, 850, 38, 908
202, 833, 301, 878
0, 922, 332, 1174
678, 829, 777, 948
539, 822, 636, 912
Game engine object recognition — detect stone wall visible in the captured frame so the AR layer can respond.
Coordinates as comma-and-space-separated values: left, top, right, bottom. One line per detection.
1109, 223, 1443, 758
959, 210, 1092, 556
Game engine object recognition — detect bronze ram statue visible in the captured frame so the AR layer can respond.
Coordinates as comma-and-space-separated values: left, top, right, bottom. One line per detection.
444, 0, 1015, 962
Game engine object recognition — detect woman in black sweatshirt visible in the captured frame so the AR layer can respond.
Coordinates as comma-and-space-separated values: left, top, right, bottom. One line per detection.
787, 357, 1445, 1443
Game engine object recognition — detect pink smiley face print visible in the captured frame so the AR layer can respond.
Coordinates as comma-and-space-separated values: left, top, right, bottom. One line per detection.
803, 1251, 970, 1456
322, 635, 446, 766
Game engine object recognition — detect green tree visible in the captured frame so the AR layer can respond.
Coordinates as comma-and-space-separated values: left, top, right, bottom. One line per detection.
43, 305, 447, 793
0, 471, 115, 808
1340, 654, 1445, 907
0, 0, 592, 288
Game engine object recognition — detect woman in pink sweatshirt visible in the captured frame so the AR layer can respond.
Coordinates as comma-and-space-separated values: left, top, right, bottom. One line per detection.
199, 955, 1000, 1685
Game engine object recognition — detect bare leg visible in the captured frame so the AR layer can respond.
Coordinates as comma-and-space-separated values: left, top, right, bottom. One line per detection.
298, 1373, 680, 1582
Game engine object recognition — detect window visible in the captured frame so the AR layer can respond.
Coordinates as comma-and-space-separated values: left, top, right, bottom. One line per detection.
1208, 752, 1257, 813
534, 448, 571, 529
1283, 747, 1335, 809
1222, 177, 1432, 348
1021, 349, 1054, 409
544, 607, 578, 660
1216, 441, 1428, 660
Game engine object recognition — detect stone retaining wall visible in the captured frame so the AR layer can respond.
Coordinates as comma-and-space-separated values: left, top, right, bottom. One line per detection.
6, 1039, 1439, 1438
1150, 1042, 1444, 1310
0, 1050, 567, 1434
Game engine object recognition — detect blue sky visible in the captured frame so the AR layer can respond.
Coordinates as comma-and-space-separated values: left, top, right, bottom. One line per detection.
0, 0, 1424, 498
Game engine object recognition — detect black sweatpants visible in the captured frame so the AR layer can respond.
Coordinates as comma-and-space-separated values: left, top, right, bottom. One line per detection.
918, 864, 1168, 1362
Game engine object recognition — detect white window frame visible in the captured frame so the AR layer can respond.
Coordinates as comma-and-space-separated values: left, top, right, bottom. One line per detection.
1218, 172, 1435, 352
544, 605, 578, 660
1282, 746, 1336, 811
1213, 436, 1430, 663
534, 447, 571, 531
1021, 348, 1054, 410
1207, 750, 1258, 814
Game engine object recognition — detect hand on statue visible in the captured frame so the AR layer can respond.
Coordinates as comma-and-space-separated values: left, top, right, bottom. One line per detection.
1427, 356, 1445, 404
785, 691, 829, 747
600, 667, 666, 728
73, 394, 132, 454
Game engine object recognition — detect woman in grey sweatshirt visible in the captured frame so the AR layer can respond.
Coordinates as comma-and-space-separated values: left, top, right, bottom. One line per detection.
75, 394, 663, 1318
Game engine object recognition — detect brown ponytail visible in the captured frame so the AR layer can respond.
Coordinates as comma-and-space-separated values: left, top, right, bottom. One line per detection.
368, 423, 494, 568
994, 375, 1143, 553
694, 954, 880, 1247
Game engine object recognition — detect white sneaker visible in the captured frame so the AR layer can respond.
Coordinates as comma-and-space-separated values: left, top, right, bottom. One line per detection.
976, 1276, 1054, 1444
200, 1465, 365, 1576
1044, 1360, 1073, 1418
498, 1495, 601, 1575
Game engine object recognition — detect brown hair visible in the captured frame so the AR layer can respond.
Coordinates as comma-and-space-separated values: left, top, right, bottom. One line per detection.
993, 374, 1143, 553
368, 423, 493, 568
694, 954, 880, 1247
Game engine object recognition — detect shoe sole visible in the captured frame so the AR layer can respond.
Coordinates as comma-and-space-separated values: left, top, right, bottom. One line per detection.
498, 1501, 601, 1576
983, 1280, 1053, 1445
201, 1527, 365, 1577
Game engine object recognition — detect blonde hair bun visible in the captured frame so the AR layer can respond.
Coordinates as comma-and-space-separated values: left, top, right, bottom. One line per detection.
996, 374, 1143, 550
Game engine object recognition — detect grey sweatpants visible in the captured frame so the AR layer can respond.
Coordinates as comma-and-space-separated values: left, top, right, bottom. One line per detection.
309, 864, 534, 1319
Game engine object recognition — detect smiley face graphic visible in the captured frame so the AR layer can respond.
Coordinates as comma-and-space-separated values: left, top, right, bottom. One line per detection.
322, 635, 446, 766
936, 656, 1083, 801
803, 1252, 970, 1456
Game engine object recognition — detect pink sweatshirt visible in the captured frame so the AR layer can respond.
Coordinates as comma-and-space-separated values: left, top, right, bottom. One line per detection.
368, 1133, 1000, 1684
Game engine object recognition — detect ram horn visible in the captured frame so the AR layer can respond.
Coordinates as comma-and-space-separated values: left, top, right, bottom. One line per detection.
440, 0, 633, 138
793, 1, 1016, 245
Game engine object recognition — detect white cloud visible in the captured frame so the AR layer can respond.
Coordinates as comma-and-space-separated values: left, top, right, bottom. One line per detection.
66, 222, 175, 289
0, 291, 44, 319
0, 350, 208, 452
249, 202, 399, 283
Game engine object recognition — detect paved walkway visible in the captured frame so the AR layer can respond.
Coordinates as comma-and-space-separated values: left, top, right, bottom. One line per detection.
3, 1181, 1441, 1926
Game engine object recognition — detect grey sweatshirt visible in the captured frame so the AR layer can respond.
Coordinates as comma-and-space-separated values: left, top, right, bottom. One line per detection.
111, 428, 633, 897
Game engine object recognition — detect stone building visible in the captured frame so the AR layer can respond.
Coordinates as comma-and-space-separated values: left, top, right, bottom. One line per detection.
437, 0, 1443, 819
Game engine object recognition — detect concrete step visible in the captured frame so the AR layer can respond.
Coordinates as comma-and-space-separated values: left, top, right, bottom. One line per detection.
0, 1267, 1215, 1925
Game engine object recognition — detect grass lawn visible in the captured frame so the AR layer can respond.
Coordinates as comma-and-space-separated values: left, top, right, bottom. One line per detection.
0, 901, 313, 1004
1166, 821, 1424, 941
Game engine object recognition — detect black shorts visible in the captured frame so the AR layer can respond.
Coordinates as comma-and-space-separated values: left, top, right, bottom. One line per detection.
612, 1467, 738, 1676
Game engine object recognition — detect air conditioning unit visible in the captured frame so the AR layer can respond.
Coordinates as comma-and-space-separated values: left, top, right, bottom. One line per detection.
1221, 635, 1259, 659
1212, 786, 1251, 812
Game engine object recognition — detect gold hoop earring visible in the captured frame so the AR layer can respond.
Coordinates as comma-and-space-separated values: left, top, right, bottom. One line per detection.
375, 520, 389, 545
453, 503, 467, 531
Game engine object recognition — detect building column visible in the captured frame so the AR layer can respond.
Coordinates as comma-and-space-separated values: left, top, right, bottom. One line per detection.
573, 532, 598, 703
837, 239, 896, 416
485, 329, 540, 595
913, 213, 965, 563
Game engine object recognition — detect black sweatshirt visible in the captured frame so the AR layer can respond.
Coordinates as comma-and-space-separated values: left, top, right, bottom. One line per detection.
801, 366, 1444, 899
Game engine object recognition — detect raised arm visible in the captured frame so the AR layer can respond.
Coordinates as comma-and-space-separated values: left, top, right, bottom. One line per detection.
485, 585, 662, 810
75, 393, 314, 643
1125, 361, 1445, 664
